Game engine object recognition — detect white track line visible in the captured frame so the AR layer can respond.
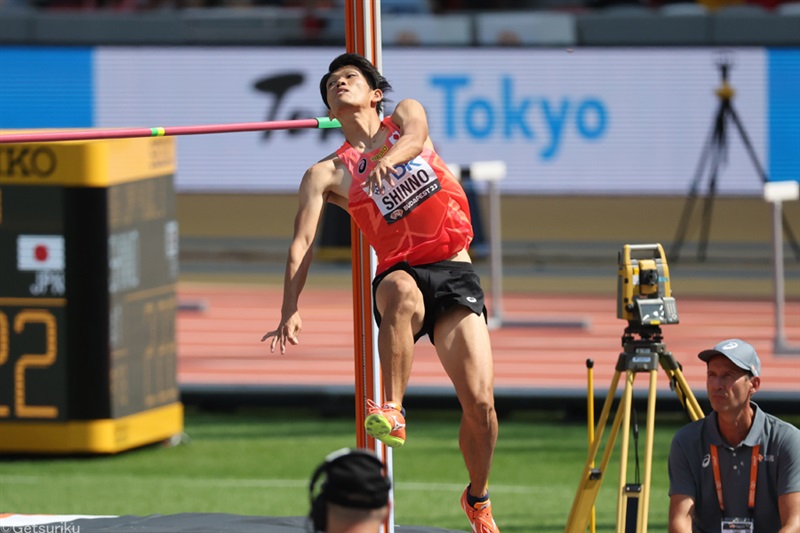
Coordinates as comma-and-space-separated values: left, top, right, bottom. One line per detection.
0, 474, 540, 494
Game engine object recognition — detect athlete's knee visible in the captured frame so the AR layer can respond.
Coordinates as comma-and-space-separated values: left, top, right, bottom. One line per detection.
462, 396, 497, 425
378, 274, 420, 318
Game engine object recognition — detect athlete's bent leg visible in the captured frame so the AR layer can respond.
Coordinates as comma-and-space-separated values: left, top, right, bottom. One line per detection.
374, 270, 425, 406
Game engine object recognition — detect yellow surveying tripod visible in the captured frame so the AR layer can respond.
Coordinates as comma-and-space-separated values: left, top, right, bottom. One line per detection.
565, 244, 705, 533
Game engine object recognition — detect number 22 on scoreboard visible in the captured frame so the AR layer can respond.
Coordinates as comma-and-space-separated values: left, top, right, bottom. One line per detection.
0, 309, 59, 419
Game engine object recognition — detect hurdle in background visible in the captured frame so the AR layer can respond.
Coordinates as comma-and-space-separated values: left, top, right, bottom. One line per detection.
448, 161, 507, 329
450, 160, 590, 331
763, 181, 800, 355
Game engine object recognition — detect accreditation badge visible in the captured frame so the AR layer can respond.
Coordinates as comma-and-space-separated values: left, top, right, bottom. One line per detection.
721, 518, 754, 532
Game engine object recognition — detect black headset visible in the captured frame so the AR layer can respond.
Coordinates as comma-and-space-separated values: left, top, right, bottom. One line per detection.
307, 448, 385, 532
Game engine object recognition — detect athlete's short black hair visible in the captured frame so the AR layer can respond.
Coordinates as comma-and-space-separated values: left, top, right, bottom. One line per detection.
320, 53, 392, 115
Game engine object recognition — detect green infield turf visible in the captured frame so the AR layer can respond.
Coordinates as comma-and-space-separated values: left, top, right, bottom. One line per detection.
0, 406, 695, 532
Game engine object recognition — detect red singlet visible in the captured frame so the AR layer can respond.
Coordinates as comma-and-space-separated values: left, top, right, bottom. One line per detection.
337, 116, 473, 274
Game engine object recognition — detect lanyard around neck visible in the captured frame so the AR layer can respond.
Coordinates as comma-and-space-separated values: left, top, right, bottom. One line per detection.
710, 444, 760, 512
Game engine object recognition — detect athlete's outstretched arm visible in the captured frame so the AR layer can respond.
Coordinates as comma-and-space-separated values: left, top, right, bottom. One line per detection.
262, 158, 339, 354
367, 98, 430, 195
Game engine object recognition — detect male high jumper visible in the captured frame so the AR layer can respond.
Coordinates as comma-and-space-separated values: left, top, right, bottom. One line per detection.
263, 53, 500, 532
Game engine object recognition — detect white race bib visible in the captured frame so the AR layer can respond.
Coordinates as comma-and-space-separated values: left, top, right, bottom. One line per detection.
374, 157, 441, 224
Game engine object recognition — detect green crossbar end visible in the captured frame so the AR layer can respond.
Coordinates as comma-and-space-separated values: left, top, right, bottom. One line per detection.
316, 117, 342, 129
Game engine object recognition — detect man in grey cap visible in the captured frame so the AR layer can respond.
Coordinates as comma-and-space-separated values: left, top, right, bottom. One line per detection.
668, 339, 800, 532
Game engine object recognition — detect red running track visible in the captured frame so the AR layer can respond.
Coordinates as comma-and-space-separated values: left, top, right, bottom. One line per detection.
177, 283, 800, 399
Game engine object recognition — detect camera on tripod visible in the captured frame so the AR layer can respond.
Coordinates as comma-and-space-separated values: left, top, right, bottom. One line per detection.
714, 49, 735, 81
617, 243, 679, 327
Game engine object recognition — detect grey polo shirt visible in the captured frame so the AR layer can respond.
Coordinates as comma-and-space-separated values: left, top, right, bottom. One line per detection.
668, 403, 800, 533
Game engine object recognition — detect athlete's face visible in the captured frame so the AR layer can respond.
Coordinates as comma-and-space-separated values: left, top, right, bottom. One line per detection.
326, 66, 381, 115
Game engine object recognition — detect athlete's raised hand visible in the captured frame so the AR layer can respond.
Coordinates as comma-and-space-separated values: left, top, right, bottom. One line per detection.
365, 159, 397, 197
261, 311, 302, 354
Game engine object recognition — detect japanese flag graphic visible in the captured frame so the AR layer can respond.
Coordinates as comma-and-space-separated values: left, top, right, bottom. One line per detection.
17, 235, 65, 271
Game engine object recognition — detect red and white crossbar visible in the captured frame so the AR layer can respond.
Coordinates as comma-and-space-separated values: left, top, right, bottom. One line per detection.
0, 117, 341, 144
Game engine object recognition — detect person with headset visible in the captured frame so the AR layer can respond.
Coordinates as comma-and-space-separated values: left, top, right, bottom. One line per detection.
308, 448, 392, 533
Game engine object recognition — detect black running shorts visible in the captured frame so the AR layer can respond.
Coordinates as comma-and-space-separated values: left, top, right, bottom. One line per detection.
372, 260, 487, 345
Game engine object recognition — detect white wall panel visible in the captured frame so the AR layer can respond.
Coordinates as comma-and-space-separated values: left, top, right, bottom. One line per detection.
94, 47, 768, 194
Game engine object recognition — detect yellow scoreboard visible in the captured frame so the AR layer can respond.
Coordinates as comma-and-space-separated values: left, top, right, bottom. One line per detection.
0, 135, 183, 454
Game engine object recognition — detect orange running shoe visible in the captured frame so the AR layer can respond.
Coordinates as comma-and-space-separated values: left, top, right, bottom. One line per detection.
364, 399, 406, 448
461, 486, 500, 533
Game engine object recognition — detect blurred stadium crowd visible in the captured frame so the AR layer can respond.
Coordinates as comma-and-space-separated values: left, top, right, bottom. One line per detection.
1, 0, 797, 47
2, 0, 798, 16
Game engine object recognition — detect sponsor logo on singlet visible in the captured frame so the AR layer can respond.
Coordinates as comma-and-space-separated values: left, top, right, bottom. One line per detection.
370, 145, 389, 162
375, 156, 441, 224
370, 128, 398, 162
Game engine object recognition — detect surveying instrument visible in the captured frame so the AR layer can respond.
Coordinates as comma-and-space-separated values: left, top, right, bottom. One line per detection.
670, 53, 800, 263
565, 244, 705, 533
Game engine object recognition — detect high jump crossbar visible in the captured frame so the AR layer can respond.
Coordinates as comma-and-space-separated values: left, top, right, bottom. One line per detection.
0, 117, 341, 144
